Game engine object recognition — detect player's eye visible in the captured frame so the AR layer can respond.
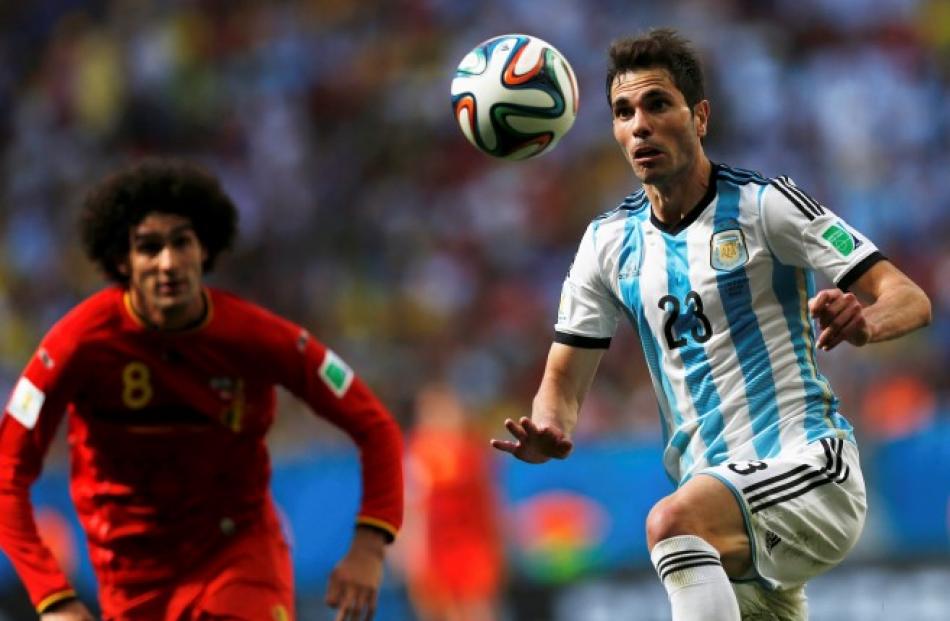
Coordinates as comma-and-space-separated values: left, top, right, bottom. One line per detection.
170, 234, 196, 249
613, 105, 633, 120
135, 240, 164, 255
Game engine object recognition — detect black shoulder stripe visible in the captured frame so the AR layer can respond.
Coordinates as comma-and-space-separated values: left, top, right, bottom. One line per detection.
778, 176, 825, 216
770, 180, 815, 221
719, 172, 768, 186
731, 165, 767, 179
718, 166, 768, 185
554, 331, 612, 349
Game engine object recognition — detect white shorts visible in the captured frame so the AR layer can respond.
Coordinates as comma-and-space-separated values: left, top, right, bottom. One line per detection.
701, 437, 867, 593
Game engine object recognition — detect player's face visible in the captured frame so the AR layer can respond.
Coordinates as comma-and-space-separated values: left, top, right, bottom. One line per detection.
610, 68, 708, 186
124, 213, 207, 329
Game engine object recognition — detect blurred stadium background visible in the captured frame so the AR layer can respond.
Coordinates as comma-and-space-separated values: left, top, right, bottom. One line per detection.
1, 0, 948, 619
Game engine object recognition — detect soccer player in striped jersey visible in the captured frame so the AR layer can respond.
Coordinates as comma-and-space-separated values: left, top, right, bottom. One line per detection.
0, 160, 402, 620
492, 29, 931, 620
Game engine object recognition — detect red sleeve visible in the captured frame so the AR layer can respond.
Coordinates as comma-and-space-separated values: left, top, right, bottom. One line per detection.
0, 322, 83, 612
264, 320, 404, 541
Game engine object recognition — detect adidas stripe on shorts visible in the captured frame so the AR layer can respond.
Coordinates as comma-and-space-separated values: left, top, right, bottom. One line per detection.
701, 437, 867, 591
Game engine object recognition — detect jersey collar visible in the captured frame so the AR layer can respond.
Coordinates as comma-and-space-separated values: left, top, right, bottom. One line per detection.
648, 162, 719, 236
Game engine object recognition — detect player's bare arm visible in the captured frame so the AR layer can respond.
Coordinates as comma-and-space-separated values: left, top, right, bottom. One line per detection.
39, 599, 95, 621
809, 260, 931, 351
491, 343, 604, 463
325, 526, 388, 621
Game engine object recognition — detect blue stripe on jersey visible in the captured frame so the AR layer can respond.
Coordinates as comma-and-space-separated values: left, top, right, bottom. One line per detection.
803, 270, 852, 440
714, 180, 781, 459
803, 271, 853, 441
663, 232, 729, 467
617, 211, 691, 482
771, 262, 841, 441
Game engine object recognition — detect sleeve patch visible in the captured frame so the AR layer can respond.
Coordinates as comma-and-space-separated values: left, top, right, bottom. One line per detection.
319, 349, 354, 398
821, 220, 862, 257
6, 377, 45, 430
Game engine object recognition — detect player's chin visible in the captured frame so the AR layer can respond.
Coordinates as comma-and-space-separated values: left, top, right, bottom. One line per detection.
154, 294, 188, 310
156, 283, 198, 303
633, 163, 664, 185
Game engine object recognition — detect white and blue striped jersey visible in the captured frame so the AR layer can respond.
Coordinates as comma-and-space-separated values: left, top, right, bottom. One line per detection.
555, 163, 884, 485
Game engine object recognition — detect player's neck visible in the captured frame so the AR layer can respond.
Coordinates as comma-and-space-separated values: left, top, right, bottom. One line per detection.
645, 156, 712, 226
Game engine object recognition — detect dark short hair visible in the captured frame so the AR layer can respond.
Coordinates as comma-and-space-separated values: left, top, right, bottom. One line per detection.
80, 158, 238, 284
605, 28, 705, 108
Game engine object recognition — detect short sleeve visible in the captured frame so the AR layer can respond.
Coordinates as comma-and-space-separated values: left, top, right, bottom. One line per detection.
554, 222, 621, 348
761, 176, 883, 290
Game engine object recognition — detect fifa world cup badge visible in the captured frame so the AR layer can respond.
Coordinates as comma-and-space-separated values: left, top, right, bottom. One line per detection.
710, 229, 749, 271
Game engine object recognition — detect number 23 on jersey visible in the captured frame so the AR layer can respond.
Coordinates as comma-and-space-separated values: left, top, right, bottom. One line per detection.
658, 290, 713, 349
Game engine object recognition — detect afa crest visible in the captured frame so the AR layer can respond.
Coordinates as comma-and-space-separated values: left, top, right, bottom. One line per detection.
710, 229, 749, 272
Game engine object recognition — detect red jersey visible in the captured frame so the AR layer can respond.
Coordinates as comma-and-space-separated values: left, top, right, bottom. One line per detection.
0, 286, 403, 613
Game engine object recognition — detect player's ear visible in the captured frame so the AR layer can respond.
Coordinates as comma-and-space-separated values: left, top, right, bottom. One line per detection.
693, 100, 710, 138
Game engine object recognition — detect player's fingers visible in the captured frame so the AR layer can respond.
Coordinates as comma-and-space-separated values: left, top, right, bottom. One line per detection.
504, 418, 529, 441
816, 326, 836, 351
359, 588, 378, 621
520, 416, 540, 435
524, 417, 562, 443
818, 300, 862, 349
356, 587, 377, 621
333, 587, 358, 621
826, 292, 854, 318
552, 437, 574, 459
334, 605, 358, 621
339, 588, 367, 621
490, 438, 520, 454
829, 301, 859, 330
817, 295, 848, 325
808, 290, 832, 316
818, 320, 849, 350
325, 574, 344, 607
332, 599, 347, 621
813, 297, 852, 337
831, 308, 868, 348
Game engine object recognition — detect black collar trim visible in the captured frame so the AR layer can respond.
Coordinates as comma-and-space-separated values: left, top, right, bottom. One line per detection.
649, 163, 719, 235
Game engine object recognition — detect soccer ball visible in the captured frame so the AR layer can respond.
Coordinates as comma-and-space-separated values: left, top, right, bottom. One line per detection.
450, 34, 579, 160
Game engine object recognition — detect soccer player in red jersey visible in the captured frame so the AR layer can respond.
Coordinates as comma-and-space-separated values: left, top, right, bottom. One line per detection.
0, 159, 403, 620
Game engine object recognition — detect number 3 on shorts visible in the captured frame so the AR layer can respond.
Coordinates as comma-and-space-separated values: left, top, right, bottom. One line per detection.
727, 460, 768, 476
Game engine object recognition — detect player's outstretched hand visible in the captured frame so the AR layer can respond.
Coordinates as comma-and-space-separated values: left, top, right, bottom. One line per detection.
490, 416, 574, 464
808, 289, 870, 351
325, 527, 386, 621
40, 599, 95, 621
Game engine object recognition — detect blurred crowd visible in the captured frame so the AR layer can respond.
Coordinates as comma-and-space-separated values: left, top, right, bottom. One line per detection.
0, 0, 947, 459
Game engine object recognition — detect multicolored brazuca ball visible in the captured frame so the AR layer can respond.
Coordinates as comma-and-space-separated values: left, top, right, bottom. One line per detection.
451, 34, 579, 160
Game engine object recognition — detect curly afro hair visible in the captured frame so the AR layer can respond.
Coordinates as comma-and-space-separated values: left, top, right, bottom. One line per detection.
80, 158, 238, 284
